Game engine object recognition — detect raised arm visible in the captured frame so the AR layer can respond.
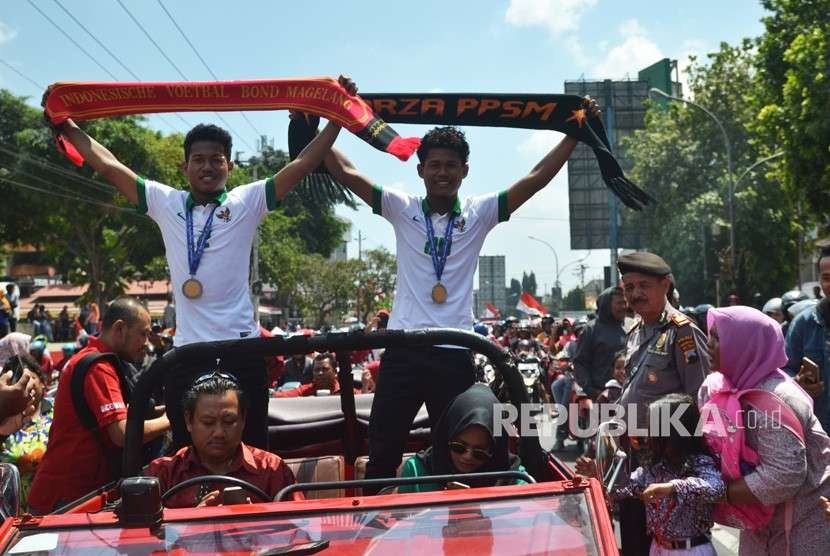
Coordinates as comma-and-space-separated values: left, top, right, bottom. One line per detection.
59, 119, 139, 204
272, 121, 342, 201
323, 147, 375, 206
505, 97, 599, 214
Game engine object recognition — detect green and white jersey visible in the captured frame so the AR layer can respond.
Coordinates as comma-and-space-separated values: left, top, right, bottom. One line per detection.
136, 177, 279, 346
372, 185, 509, 332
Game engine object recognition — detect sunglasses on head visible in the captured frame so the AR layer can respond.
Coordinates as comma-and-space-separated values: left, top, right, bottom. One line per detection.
448, 441, 492, 462
193, 371, 239, 387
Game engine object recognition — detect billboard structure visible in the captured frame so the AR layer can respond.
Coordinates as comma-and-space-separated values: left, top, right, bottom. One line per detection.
477, 255, 506, 317
565, 59, 680, 257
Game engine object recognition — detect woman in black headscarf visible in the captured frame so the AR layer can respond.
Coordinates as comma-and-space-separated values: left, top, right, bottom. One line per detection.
399, 384, 526, 493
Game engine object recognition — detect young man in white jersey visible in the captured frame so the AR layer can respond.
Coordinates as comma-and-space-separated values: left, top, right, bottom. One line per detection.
54, 94, 348, 449
324, 77, 598, 490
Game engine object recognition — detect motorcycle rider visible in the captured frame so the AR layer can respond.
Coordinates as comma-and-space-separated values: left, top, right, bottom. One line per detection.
781, 289, 808, 337
762, 297, 784, 324
572, 287, 626, 399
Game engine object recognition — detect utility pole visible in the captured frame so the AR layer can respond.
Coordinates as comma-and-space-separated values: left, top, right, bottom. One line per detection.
356, 230, 364, 323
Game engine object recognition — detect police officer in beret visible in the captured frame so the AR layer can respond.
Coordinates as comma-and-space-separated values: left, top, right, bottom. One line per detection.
578, 251, 710, 555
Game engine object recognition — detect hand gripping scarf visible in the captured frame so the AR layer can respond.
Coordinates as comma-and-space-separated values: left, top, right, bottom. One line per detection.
42, 78, 421, 166
289, 93, 654, 210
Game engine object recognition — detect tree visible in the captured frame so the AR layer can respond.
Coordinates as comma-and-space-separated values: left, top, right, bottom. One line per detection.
753, 0, 830, 225
355, 247, 397, 321
506, 278, 522, 316
0, 92, 186, 305
623, 42, 799, 304
521, 271, 537, 296
294, 255, 363, 327
562, 287, 586, 311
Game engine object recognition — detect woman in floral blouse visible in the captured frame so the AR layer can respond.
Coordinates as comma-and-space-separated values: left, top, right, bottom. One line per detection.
609, 394, 724, 555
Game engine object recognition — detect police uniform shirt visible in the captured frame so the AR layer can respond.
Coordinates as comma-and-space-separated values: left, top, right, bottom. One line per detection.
618, 301, 710, 430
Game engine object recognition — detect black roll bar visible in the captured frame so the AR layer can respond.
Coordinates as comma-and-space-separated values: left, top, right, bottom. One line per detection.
275, 470, 537, 501
123, 329, 546, 479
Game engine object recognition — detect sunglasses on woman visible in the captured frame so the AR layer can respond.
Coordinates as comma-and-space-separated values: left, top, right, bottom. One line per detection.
448, 441, 492, 462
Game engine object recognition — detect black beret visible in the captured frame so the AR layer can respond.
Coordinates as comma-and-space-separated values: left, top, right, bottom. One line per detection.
617, 252, 672, 277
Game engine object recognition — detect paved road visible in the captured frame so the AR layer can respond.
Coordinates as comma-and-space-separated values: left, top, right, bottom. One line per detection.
534, 412, 740, 554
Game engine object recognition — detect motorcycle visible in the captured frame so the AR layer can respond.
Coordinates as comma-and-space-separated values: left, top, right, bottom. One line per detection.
517, 354, 548, 405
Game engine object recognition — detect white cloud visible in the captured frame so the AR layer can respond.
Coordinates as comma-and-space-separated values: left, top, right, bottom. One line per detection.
505, 0, 598, 36
516, 130, 565, 159
592, 19, 664, 79
0, 21, 16, 44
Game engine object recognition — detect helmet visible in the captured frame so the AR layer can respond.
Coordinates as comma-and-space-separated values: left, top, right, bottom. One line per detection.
473, 323, 488, 336
504, 316, 519, 325
781, 290, 808, 314
517, 339, 533, 351
61, 343, 76, 355
29, 339, 46, 357
541, 314, 554, 322
762, 297, 782, 315
788, 299, 817, 320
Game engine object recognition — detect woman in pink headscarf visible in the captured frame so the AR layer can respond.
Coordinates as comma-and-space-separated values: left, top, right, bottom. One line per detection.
704, 306, 830, 555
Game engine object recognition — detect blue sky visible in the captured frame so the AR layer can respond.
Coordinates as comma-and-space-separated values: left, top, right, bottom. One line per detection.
0, 0, 768, 296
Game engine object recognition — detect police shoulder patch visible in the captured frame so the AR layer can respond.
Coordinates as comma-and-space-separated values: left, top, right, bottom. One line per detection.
670, 313, 691, 327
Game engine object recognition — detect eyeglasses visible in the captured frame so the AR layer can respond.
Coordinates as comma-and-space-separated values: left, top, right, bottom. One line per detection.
193, 371, 240, 387
448, 441, 492, 462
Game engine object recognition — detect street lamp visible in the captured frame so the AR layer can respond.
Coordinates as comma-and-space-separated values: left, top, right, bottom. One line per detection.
735, 151, 784, 190
649, 87, 736, 288
527, 236, 560, 289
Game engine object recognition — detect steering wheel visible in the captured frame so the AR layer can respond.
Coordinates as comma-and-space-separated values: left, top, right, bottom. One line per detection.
160, 475, 270, 505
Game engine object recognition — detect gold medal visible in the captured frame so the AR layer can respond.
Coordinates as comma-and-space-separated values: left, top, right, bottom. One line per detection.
182, 277, 203, 299
432, 283, 448, 304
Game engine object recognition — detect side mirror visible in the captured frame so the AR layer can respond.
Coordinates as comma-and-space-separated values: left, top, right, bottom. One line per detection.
0, 463, 21, 519
594, 420, 627, 491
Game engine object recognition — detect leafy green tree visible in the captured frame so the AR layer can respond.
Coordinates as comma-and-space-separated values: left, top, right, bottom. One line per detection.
355, 247, 397, 321
294, 255, 363, 327
562, 287, 586, 311
753, 0, 830, 224
624, 42, 798, 304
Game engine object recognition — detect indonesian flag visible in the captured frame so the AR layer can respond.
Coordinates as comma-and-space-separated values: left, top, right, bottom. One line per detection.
516, 291, 546, 316
483, 303, 501, 319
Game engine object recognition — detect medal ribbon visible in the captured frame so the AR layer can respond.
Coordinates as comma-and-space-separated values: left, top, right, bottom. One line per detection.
186, 203, 219, 278
424, 210, 456, 283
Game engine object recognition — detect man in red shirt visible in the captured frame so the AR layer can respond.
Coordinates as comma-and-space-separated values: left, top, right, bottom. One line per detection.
146, 372, 294, 507
275, 352, 359, 397
28, 298, 170, 514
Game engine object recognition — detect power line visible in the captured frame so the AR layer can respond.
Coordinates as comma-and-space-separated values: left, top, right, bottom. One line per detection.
0, 59, 43, 91
154, 0, 263, 138
0, 175, 139, 215
46, 0, 185, 134
115, 0, 254, 150
52, 0, 141, 81
0, 142, 117, 194
27, 1, 183, 133
27, 0, 119, 80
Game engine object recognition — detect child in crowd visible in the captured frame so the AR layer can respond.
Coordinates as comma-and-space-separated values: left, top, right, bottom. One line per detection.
596, 393, 724, 555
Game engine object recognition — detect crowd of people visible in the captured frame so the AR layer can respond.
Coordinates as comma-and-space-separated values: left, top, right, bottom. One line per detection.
0, 74, 826, 556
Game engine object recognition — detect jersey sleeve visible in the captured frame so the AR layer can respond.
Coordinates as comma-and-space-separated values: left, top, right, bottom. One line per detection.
471, 191, 509, 233
233, 179, 276, 220
83, 362, 127, 429
374, 185, 416, 225
136, 177, 178, 220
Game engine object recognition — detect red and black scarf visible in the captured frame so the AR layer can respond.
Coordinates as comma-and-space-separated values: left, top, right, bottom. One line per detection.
42, 78, 421, 165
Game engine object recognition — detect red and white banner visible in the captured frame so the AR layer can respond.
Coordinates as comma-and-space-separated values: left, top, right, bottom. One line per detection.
483, 303, 501, 319
516, 291, 546, 316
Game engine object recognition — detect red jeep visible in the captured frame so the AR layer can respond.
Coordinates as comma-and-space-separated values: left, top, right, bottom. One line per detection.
0, 329, 616, 554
